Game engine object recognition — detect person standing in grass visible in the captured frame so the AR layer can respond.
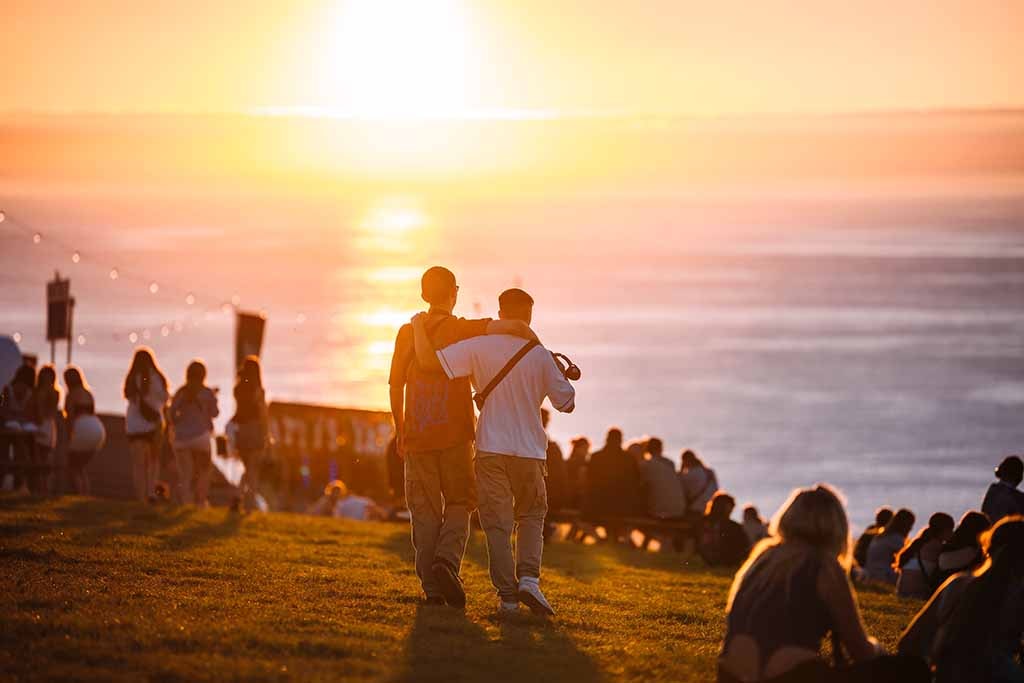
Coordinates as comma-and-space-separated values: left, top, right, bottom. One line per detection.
718, 484, 930, 683
123, 348, 169, 501
389, 267, 538, 608
232, 356, 269, 513
63, 366, 105, 495
31, 365, 61, 494
411, 288, 576, 616
169, 360, 219, 506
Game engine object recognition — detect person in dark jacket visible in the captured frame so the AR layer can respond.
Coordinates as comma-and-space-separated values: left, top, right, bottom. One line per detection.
700, 491, 751, 567
981, 455, 1024, 524
583, 427, 643, 543
542, 409, 569, 541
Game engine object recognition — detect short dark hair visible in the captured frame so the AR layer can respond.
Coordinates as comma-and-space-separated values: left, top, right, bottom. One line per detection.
421, 266, 457, 305
995, 456, 1023, 485
874, 507, 894, 526
498, 288, 534, 316
647, 437, 663, 456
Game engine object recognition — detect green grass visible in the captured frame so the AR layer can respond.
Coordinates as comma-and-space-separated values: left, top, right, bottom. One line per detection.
0, 496, 919, 682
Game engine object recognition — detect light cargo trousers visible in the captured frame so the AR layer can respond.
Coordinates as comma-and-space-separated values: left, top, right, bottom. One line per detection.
475, 452, 548, 603
404, 442, 477, 599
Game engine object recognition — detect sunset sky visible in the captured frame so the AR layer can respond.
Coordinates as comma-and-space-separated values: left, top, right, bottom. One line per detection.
3, 0, 1022, 118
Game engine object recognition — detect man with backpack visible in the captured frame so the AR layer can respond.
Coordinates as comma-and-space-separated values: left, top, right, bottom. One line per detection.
411, 288, 576, 615
388, 267, 537, 608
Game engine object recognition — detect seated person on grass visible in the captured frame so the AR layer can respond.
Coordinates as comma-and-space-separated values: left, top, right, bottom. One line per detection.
718, 484, 930, 683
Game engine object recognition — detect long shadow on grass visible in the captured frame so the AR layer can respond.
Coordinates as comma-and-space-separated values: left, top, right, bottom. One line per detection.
397, 604, 606, 683
375, 528, 606, 682
11, 497, 241, 552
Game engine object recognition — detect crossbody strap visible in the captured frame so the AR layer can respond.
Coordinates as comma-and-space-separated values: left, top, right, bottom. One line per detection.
473, 340, 540, 410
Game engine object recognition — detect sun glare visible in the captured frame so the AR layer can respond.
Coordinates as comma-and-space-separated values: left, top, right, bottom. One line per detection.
324, 0, 477, 118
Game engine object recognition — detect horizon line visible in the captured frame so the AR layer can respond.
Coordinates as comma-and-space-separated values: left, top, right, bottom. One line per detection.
1, 104, 1022, 124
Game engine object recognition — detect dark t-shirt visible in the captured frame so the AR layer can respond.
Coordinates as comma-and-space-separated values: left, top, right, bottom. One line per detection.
388, 312, 490, 452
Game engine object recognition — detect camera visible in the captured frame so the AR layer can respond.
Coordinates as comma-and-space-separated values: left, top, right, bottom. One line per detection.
552, 353, 582, 381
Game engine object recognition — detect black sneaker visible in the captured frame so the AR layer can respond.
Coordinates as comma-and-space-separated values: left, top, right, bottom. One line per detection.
431, 561, 467, 609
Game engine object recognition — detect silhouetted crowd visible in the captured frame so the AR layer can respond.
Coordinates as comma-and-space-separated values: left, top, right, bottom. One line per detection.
543, 423, 763, 565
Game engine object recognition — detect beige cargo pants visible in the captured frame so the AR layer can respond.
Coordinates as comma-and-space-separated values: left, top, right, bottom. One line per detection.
404, 442, 477, 599
475, 452, 548, 602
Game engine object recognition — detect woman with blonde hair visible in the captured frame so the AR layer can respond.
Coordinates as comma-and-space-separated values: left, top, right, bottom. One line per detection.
718, 484, 929, 683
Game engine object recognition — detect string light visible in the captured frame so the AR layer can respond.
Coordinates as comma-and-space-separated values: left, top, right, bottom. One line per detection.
2, 209, 278, 347
296, 313, 307, 325
12, 332, 22, 343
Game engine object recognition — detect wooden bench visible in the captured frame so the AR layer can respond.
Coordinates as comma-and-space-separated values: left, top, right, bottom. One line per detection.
547, 508, 696, 550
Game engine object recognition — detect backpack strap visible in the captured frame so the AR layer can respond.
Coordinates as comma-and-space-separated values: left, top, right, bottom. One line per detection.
473, 340, 539, 410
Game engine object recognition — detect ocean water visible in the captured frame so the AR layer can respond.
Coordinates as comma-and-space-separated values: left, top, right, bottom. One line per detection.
2, 180, 1023, 529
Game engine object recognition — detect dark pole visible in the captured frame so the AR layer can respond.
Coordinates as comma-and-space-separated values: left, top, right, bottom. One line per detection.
67, 298, 74, 366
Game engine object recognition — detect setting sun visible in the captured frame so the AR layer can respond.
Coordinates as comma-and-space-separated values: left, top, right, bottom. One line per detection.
321, 0, 478, 118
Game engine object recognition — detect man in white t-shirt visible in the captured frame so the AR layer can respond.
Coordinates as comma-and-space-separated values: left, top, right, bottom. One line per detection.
411, 288, 575, 615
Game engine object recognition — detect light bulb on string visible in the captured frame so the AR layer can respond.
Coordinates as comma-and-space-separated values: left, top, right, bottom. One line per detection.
32, 233, 41, 244
77, 335, 86, 346
161, 325, 170, 337
185, 293, 196, 305
0, 211, 5, 223
296, 313, 307, 325
231, 294, 241, 306
128, 332, 139, 344
109, 268, 119, 280
149, 282, 159, 294
221, 302, 233, 315
72, 251, 81, 264
12, 332, 21, 343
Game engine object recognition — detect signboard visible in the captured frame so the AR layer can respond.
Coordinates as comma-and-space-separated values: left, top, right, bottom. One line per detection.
46, 274, 73, 342
235, 311, 266, 371
267, 401, 394, 510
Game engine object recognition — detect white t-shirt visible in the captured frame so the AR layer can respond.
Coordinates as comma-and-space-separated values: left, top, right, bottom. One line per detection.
437, 334, 576, 460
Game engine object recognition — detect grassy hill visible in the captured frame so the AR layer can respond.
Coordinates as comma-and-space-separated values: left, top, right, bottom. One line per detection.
0, 497, 920, 682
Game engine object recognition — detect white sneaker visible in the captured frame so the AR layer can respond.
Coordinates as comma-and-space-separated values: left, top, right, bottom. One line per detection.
516, 577, 555, 616
498, 600, 520, 615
